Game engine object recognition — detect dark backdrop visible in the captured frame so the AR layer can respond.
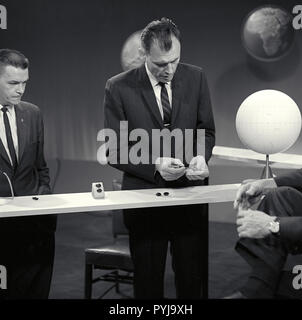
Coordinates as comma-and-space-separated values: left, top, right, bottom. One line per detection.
0, 0, 301, 161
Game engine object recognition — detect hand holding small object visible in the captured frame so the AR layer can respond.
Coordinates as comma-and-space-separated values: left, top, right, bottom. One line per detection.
185, 155, 209, 180
155, 157, 186, 181
234, 178, 277, 210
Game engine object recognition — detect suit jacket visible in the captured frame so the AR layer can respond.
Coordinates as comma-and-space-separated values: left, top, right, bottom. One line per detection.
103, 63, 215, 232
0, 101, 56, 239
274, 170, 302, 253
104, 63, 215, 191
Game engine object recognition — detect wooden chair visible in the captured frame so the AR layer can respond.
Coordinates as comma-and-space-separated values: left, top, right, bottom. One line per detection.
84, 179, 133, 299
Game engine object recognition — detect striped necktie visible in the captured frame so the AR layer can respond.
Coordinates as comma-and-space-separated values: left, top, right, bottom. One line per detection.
1, 106, 18, 169
158, 82, 171, 126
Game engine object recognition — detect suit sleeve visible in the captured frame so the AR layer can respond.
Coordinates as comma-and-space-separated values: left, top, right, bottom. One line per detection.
279, 216, 302, 252
103, 80, 156, 184
36, 109, 51, 195
274, 169, 302, 192
196, 72, 215, 163
272, 170, 302, 249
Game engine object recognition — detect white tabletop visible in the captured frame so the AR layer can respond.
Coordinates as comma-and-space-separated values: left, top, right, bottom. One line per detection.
0, 183, 239, 218
213, 146, 302, 168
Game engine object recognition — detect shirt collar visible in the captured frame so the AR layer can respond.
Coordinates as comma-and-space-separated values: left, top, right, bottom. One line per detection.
0, 104, 14, 115
145, 62, 171, 88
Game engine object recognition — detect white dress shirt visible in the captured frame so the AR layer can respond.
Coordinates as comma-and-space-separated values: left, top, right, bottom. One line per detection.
0, 104, 19, 165
145, 63, 172, 120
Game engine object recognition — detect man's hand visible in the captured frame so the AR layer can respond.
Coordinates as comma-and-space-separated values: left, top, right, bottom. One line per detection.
236, 209, 275, 239
234, 178, 277, 210
155, 157, 186, 181
185, 155, 209, 181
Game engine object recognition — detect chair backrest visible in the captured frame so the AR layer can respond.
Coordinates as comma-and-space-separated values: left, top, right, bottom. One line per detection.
112, 179, 129, 237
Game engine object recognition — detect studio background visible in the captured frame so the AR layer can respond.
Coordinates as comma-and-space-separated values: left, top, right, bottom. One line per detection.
1, 0, 302, 299
1, 0, 301, 223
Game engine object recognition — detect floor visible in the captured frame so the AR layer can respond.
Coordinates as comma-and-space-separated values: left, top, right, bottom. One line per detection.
49, 211, 249, 299
48, 160, 301, 300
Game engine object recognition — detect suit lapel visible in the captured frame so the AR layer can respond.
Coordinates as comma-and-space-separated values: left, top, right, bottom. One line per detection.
15, 103, 28, 163
171, 66, 183, 126
138, 66, 164, 128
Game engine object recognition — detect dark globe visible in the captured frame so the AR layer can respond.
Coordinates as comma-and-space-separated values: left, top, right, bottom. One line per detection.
242, 5, 295, 61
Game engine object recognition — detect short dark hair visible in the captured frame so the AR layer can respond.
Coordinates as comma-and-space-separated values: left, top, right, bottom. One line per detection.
141, 17, 181, 53
0, 49, 29, 72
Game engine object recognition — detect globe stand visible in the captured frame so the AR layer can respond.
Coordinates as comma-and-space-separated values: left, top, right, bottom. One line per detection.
260, 154, 273, 179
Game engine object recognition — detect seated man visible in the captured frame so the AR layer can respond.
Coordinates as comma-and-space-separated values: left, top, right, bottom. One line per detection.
225, 170, 302, 299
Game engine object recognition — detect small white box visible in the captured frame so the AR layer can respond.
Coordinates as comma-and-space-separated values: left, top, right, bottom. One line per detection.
92, 182, 105, 199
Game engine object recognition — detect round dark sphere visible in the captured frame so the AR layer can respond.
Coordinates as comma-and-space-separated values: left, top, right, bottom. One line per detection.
241, 5, 295, 62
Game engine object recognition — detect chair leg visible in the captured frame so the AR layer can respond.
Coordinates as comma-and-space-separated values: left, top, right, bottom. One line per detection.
201, 205, 209, 299
85, 263, 93, 299
114, 270, 121, 294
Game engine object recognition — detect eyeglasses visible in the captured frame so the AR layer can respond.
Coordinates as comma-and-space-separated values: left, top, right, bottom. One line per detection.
156, 192, 170, 196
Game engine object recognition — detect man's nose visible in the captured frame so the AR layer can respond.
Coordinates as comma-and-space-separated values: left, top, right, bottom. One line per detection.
165, 63, 173, 74
16, 84, 25, 95
167, 64, 173, 73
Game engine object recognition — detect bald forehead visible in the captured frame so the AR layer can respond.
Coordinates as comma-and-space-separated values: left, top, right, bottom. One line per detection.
148, 36, 181, 64
150, 35, 181, 53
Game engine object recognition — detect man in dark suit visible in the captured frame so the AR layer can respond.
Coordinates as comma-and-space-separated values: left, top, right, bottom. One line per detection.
0, 49, 56, 299
103, 18, 215, 298
225, 172, 302, 299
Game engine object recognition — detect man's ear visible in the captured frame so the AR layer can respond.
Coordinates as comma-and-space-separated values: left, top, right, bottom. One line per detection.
138, 46, 146, 59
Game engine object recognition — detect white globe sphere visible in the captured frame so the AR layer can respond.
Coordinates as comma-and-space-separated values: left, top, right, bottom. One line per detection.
236, 90, 301, 154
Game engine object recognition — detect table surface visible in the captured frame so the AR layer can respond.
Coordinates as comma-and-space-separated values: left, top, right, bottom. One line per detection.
2, 145, 300, 218
0, 183, 239, 218
213, 146, 302, 168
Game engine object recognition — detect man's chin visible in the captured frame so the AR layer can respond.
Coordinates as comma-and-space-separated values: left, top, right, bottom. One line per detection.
9, 98, 21, 105
160, 76, 173, 82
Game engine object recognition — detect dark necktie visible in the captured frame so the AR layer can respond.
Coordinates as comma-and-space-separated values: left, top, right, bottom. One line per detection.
1, 106, 18, 169
158, 82, 171, 126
